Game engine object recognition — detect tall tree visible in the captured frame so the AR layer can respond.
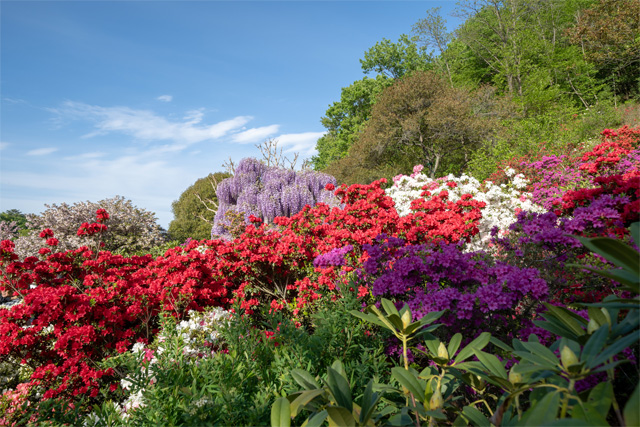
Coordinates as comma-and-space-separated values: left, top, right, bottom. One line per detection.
311, 76, 392, 170
168, 172, 230, 242
567, 0, 640, 103
412, 7, 454, 85
327, 71, 496, 183
313, 35, 430, 171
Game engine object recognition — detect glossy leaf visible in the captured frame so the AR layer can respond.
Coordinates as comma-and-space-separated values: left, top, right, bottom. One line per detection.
454, 332, 491, 364
326, 367, 352, 412
624, 382, 639, 427
448, 333, 463, 358
271, 397, 291, 427
391, 367, 425, 404
327, 407, 356, 427
291, 369, 321, 391
462, 406, 491, 427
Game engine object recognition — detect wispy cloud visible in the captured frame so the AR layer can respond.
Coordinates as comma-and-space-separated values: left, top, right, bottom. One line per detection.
276, 132, 325, 156
0, 142, 9, 151
157, 95, 173, 102
50, 101, 260, 146
232, 125, 280, 143
26, 147, 59, 156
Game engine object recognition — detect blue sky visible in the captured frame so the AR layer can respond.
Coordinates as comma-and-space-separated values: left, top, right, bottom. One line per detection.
1, 0, 459, 229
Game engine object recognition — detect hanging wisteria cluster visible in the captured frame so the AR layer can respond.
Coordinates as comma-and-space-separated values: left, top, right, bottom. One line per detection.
211, 158, 339, 239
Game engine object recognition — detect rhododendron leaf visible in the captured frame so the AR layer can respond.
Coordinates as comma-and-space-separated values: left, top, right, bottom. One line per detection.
302, 410, 328, 427
381, 298, 401, 317
573, 236, 639, 276
350, 310, 388, 330
454, 332, 491, 364
582, 325, 609, 369
271, 396, 292, 427
291, 369, 321, 391
624, 382, 639, 427
290, 389, 326, 417
325, 367, 352, 412
591, 332, 640, 368
473, 349, 507, 379
391, 367, 425, 404
448, 333, 462, 358
567, 264, 639, 291
533, 319, 581, 342
424, 337, 442, 357
519, 391, 561, 425
326, 406, 355, 427
489, 336, 513, 352
359, 380, 381, 426
541, 304, 587, 337
461, 406, 491, 427
587, 381, 613, 415
570, 403, 610, 426
330, 360, 347, 379
587, 307, 609, 328
519, 341, 559, 366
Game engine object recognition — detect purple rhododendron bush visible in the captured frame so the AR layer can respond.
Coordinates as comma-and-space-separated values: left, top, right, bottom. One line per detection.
0, 126, 638, 426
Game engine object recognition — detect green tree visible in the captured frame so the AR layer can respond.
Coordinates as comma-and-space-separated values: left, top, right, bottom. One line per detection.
312, 35, 430, 171
360, 34, 431, 79
311, 76, 392, 170
0, 209, 28, 231
567, 0, 640, 103
168, 172, 230, 242
327, 71, 497, 184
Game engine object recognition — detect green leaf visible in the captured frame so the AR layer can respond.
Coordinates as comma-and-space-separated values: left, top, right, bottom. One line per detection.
567, 264, 639, 290
359, 380, 381, 426
350, 310, 389, 330
573, 235, 639, 276
419, 310, 445, 325
542, 304, 587, 337
520, 341, 561, 366
519, 391, 561, 425
291, 369, 321, 390
290, 389, 327, 417
271, 397, 291, 427
448, 333, 463, 358
582, 325, 609, 369
381, 298, 401, 317
302, 410, 328, 427
570, 401, 610, 426
330, 360, 347, 379
326, 406, 356, 427
587, 381, 613, 415
462, 406, 491, 427
624, 382, 639, 427
391, 367, 426, 404
454, 332, 491, 364
424, 337, 442, 357
489, 336, 514, 352
473, 350, 507, 379
326, 367, 352, 412
591, 332, 640, 367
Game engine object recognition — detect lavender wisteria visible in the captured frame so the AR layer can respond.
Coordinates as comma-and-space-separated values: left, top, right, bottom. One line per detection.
359, 234, 548, 344
212, 158, 339, 239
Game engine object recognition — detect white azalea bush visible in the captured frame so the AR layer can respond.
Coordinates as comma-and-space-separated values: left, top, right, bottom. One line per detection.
386, 165, 545, 251
86, 307, 232, 424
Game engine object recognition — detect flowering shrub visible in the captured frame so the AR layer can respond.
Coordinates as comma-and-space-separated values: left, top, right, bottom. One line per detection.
13, 196, 166, 259
0, 211, 231, 408
387, 165, 542, 251
358, 235, 548, 344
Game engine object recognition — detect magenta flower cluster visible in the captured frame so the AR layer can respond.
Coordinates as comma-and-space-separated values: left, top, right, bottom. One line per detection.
313, 244, 354, 268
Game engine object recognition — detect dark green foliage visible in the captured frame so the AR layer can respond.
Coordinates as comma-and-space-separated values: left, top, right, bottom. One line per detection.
168, 172, 230, 242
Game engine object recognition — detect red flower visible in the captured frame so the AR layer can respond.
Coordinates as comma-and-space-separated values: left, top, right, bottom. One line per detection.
39, 248, 51, 255
46, 238, 59, 247
39, 229, 54, 239
325, 183, 335, 191
95, 209, 109, 223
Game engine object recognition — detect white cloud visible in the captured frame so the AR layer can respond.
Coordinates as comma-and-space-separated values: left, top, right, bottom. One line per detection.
26, 147, 59, 156
232, 125, 280, 143
157, 95, 173, 102
63, 152, 106, 160
51, 101, 253, 146
0, 142, 9, 151
275, 132, 325, 156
